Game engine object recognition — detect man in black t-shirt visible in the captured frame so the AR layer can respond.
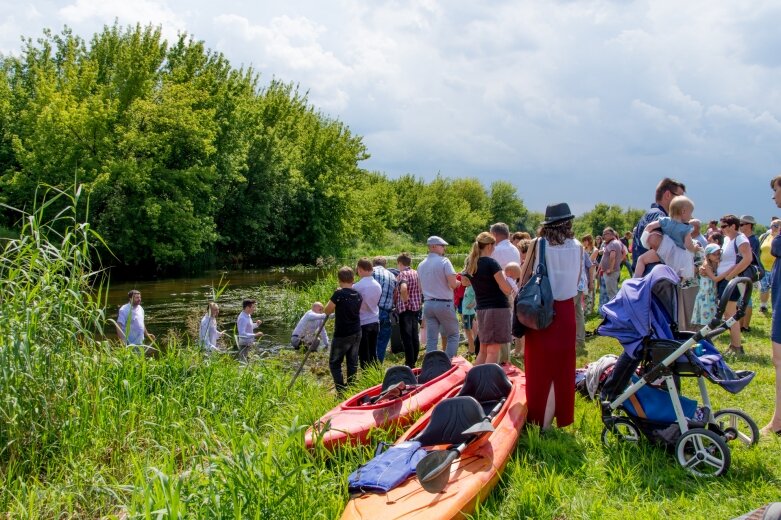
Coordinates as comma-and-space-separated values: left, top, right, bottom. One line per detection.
323, 266, 363, 393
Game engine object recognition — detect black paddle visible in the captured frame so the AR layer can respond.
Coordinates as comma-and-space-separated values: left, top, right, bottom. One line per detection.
364, 381, 421, 404
415, 397, 506, 494
287, 314, 330, 390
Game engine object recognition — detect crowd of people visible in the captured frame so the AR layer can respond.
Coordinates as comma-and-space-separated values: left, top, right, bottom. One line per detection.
114, 176, 781, 437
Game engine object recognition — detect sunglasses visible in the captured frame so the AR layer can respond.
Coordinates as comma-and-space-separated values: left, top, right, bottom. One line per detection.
720, 224, 729, 228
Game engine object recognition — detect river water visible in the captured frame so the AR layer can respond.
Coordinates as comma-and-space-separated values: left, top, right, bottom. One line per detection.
106, 254, 467, 349
106, 267, 328, 346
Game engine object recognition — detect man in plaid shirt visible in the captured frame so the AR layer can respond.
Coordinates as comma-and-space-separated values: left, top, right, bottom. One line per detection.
395, 252, 423, 368
372, 256, 397, 363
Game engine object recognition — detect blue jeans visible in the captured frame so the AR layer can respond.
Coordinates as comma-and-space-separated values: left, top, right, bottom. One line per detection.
423, 300, 460, 358
761, 271, 773, 294
598, 275, 608, 316
376, 308, 393, 362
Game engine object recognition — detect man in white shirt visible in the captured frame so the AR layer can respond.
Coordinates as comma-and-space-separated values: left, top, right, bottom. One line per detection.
354, 258, 382, 367
490, 222, 521, 363
291, 302, 330, 351
116, 290, 155, 347
490, 222, 521, 269
237, 299, 263, 361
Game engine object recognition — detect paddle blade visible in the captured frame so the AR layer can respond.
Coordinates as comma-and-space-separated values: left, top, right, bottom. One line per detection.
416, 449, 459, 493
462, 421, 495, 436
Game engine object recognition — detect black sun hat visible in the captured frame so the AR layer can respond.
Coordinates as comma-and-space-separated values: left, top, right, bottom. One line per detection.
542, 202, 575, 226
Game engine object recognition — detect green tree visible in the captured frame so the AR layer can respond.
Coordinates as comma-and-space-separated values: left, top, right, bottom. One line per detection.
488, 181, 527, 229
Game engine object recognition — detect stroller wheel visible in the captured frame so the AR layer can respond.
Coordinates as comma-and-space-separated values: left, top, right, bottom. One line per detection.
601, 417, 640, 446
713, 409, 759, 447
675, 428, 730, 477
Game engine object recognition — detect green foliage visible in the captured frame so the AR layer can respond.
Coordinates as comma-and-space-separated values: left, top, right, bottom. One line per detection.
489, 180, 528, 229
0, 24, 537, 273
2, 193, 781, 519
574, 203, 644, 238
0, 184, 108, 478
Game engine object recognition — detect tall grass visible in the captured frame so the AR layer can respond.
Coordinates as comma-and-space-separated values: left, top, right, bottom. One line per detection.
3, 188, 781, 519
0, 193, 389, 517
0, 185, 108, 478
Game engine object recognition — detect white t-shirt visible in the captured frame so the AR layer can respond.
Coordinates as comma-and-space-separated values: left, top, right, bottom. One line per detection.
535, 238, 582, 301
117, 303, 145, 345
492, 239, 521, 269
718, 233, 749, 277
199, 314, 219, 351
656, 235, 695, 279
353, 276, 381, 326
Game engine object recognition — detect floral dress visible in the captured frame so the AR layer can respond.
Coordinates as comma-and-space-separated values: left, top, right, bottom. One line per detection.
692, 273, 718, 326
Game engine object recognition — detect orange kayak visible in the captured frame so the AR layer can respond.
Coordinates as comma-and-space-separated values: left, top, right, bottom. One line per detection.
306, 352, 472, 451
341, 363, 527, 520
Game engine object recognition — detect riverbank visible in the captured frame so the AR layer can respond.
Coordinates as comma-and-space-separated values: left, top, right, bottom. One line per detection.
3, 312, 781, 519
2, 194, 780, 518
105, 251, 468, 344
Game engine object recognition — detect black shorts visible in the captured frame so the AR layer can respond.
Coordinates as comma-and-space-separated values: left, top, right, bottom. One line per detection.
716, 279, 741, 303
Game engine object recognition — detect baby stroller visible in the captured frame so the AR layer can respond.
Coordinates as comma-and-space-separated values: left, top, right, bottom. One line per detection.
597, 265, 757, 477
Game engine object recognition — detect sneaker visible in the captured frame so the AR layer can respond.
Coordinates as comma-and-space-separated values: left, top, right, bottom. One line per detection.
600, 400, 614, 420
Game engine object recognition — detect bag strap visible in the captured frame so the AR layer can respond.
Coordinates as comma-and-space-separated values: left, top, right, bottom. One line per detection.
535, 238, 547, 276
520, 238, 539, 286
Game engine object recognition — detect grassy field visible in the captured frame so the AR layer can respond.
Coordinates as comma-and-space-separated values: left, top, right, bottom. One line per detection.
2, 192, 780, 518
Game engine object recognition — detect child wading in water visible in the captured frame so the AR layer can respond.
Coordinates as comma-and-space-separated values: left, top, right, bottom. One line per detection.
692, 244, 721, 326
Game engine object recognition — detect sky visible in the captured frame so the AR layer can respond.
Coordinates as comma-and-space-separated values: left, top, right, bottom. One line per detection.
2, 0, 781, 223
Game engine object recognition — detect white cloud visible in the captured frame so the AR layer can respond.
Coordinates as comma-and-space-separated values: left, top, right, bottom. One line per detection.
59, 0, 186, 41
2, 0, 781, 220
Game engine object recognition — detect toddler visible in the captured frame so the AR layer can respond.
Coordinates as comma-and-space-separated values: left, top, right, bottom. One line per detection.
692, 244, 721, 326
636, 196, 699, 279
504, 262, 524, 357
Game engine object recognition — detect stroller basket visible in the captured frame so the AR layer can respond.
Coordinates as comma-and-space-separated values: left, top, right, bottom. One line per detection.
623, 376, 698, 424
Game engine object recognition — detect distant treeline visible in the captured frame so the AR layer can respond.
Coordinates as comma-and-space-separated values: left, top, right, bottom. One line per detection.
0, 24, 643, 274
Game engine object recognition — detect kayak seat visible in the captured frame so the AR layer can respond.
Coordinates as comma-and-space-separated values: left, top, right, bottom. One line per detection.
457, 363, 512, 415
417, 351, 452, 384
381, 365, 418, 391
412, 396, 485, 447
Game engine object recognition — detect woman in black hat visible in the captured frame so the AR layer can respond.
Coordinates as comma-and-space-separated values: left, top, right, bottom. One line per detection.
522, 202, 583, 429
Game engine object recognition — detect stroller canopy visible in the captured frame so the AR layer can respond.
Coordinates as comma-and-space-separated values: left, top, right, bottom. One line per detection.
598, 265, 680, 358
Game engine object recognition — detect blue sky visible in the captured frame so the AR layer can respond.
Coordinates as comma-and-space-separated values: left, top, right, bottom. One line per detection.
2, 0, 781, 223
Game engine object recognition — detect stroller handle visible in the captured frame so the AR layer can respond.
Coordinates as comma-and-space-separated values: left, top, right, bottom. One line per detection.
707, 276, 753, 330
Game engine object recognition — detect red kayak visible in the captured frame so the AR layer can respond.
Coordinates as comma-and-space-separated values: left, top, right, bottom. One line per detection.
341, 363, 527, 519
306, 351, 471, 451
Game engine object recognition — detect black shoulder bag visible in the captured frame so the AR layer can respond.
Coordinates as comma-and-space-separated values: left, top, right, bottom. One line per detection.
514, 238, 555, 330
733, 238, 765, 283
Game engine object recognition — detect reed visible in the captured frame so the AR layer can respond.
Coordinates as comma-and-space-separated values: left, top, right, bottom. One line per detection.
2, 190, 781, 519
